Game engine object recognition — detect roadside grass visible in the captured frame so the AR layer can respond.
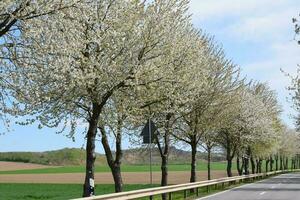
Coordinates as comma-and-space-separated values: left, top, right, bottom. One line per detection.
0, 162, 236, 174
0, 178, 257, 200
0, 183, 158, 200
139, 177, 263, 200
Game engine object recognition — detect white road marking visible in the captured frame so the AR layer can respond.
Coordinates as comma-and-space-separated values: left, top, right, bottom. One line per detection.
196, 176, 275, 200
259, 192, 266, 195
196, 174, 289, 200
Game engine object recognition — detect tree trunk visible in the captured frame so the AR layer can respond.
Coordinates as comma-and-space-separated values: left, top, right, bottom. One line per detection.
207, 146, 212, 180
265, 159, 269, 173
294, 158, 296, 170
237, 156, 243, 176
156, 113, 172, 200
275, 155, 278, 171
161, 155, 168, 200
243, 147, 251, 175
83, 104, 101, 197
255, 159, 259, 173
285, 157, 288, 170
243, 156, 249, 175
161, 155, 168, 186
270, 156, 273, 172
259, 159, 262, 173
190, 141, 197, 182
280, 156, 283, 170
100, 117, 124, 193
256, 159, 262, 173
250, 156, 255, 174
227, 158, 233, 177
111, 164, 122, 192
225, 133, 235, 177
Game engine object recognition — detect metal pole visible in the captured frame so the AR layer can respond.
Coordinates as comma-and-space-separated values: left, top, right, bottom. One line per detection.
149, 118, 153, 185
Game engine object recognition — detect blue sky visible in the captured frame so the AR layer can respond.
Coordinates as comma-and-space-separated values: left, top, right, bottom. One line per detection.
0, 0, 299, 153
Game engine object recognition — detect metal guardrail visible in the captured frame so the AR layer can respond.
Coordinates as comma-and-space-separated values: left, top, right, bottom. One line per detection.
73, 170, 294, 200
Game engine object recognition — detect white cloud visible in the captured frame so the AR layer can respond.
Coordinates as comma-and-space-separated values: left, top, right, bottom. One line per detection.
190, 0, 300, 127
190, 0, 298, 42
224, 9, 296, 42
189, 0, 289, 22
244, 42, 300, 73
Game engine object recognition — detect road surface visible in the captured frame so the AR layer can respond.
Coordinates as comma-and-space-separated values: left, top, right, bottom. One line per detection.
197, 173, 300, 200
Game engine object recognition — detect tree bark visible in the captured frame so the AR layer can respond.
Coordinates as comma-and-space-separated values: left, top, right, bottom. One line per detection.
111, 163, 122, 192
207, 146, 212, 180
243, 147, 251, 175
255, 159, 261, 173
190, 139, 197, 182
156, 113, 172, 200
275, 154, 278, 171
265, 159, 269, 173
280, 156, 283, 170
225, 133, 235, 177
100, 117, 124, 193
243, 156, 249, 175
270, 156, 273, 172
161, 155, 168, 186
256, 159, 262, 173
227, 157, 233, 177
237, 156, 243, 176
250, 156, 255, 174
83, 103, 101, 197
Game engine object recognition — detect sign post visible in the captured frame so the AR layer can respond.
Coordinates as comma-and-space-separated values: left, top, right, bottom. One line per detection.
148, 118, 152, 185
141, 119, 159, 186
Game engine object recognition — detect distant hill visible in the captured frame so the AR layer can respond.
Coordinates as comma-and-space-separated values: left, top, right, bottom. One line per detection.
0, 148, 106, 166
122, 146, 226, 165
0, 147, 225, 166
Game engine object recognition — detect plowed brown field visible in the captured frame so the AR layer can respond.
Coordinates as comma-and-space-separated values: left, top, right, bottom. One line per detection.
0, 170, 236, 184
0, 161, 58, 171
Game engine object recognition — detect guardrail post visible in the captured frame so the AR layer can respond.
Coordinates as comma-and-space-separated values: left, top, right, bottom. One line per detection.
206, 185, 209, 193
150, 195, 153, 200
184, 190, 187, 199
196, 187, 199, 196
169, 192, 172, 200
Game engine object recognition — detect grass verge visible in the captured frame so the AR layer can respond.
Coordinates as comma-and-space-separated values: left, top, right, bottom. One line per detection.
0, 174, 277, 200
0, 183, 158, 200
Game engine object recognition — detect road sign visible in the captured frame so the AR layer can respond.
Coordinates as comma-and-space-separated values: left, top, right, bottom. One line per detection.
140, 119, 159, 144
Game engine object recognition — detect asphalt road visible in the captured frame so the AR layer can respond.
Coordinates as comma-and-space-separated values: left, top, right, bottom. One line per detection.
197, 173, 300, 200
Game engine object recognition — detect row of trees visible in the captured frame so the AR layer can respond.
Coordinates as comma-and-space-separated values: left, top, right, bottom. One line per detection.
1, 0, 300, 198
291, 15, 300, 128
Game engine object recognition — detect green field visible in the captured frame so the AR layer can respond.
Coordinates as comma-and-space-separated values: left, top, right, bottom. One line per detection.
0, 162, 236, 174
0, 183, 158, 200
0, 182, 240, 200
